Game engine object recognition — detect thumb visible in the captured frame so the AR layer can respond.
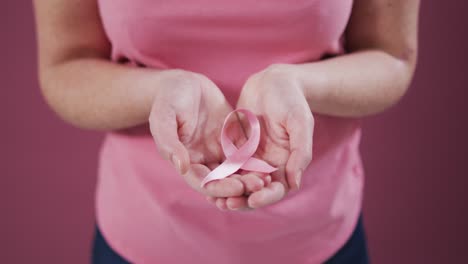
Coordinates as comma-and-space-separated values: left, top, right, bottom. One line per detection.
285, 107, 314, 190
149, 106, 191, 175
169, 143, 190, 176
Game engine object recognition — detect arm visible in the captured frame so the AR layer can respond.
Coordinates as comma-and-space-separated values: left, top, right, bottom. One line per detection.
34, 0, 257, 200
229, 0, 420, 209
33, 0, 164, 130
292, 0, 420, 117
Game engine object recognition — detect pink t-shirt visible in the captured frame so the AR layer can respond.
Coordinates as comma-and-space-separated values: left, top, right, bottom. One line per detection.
96, 0, 364, 263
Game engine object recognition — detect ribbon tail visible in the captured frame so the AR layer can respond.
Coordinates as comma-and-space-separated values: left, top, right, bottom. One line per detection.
241, 157, 277, 174
200, 160, 245, 188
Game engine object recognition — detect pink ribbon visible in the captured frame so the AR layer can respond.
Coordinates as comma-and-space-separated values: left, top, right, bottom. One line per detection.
201, 109, 277, 187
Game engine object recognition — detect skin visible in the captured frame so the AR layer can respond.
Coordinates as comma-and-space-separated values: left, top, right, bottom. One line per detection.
33, 0, 419, 211
33, 0, 256, 198
209, 0, 420, 210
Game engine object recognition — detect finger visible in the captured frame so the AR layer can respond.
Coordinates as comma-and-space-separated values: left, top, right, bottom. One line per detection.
206, 196, 217, 205
216, 198, 228, 211
230, 174, 243, 180
248, 182, 286, 209
239, 173, 265, 193
207, 162, 221, 171
226, 196, 252, 211
204, 177, 245, 197
271, 165, 288, 190
186, 165, 245, 197
285, 107, 314, 190
183, 164, 212, 192
264, 175, 272, 186
149, 106, 191, 175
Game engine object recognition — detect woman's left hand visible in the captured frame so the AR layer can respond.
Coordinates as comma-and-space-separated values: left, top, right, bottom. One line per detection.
207, 64, 314, 210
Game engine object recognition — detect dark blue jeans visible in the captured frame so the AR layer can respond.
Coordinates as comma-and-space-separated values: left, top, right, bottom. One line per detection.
92, 217, 369, 264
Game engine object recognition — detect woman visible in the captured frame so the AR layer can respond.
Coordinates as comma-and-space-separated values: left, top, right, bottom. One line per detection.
33, 0, 419, 263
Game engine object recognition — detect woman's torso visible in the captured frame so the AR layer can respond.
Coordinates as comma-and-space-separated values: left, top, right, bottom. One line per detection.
95, 1, 364, 263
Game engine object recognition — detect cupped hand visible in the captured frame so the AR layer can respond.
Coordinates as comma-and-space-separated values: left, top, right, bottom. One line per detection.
209, 64, 314, 210
149, 69, 251, 198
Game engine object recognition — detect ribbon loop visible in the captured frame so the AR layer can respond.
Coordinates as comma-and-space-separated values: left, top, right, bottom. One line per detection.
200, 109, 277, 187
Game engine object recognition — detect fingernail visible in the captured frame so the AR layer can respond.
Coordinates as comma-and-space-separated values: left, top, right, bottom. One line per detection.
217, 204, 227, 211
227, 202, 239, 211
295, 170, 303, 189
171, 155, 181, 173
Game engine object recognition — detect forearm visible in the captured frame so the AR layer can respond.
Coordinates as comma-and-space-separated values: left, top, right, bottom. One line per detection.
39, 58, 161, 131
294, 49, 415, 117
292, 0, 419, 118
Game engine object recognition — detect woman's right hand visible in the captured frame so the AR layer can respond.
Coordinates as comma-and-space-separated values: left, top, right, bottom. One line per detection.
149, 69, 256, 198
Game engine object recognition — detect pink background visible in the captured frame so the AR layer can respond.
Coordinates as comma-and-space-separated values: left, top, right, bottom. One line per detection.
2, 1, 467, 263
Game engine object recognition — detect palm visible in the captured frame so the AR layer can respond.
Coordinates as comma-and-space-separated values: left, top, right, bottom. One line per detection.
182, 102, 232, 166
212, 66, 313, 210
253, 115, 291, 188
150, 70, 247, 198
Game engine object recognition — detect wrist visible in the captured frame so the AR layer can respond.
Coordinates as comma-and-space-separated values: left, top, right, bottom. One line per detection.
295, 64, 329, 109
260, 63, 305, 96
149, 68, 203, 103
139, 68, 194, 123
